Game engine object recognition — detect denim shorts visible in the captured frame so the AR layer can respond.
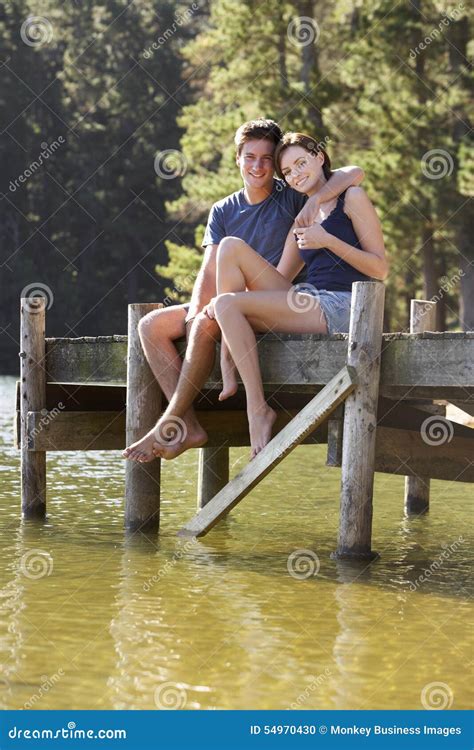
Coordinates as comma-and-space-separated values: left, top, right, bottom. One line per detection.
303, 289, 352, 335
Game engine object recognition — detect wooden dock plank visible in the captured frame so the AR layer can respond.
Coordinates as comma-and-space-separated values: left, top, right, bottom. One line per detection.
25, 409, 330, 451
44, 333, 474, 392
178, 366, 357, 538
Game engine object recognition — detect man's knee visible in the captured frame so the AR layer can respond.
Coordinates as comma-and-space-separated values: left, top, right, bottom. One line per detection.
192, 311, 220, 341
138, 305, 186, 345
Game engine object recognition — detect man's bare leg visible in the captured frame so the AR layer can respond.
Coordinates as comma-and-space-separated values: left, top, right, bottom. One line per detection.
151, 311, 221, 460
123, 305, 208, 462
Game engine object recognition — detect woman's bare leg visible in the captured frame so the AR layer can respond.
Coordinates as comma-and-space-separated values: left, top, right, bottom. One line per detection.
214, 288, 327, 459
215, 236, 291, 405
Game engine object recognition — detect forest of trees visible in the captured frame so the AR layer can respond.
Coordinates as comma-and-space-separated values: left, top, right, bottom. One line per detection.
1, 0, 472, 372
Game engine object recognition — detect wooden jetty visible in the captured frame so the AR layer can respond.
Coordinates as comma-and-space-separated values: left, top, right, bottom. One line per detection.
16, 283, 474, 559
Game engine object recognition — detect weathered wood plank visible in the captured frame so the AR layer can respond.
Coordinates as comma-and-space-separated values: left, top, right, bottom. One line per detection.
178, 366, 357, 538
25, 409, 330, 451
375, 426, 474, 483
44, 332, 474, 391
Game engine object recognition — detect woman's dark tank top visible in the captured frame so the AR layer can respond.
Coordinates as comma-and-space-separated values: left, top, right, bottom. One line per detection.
299, 189, 372, 292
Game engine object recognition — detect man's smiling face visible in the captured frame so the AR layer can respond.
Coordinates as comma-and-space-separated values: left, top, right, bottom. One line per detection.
236, 138, 276, 192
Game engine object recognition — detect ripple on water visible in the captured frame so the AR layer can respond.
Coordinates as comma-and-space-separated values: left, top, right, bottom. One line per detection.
0, 376, 472, 710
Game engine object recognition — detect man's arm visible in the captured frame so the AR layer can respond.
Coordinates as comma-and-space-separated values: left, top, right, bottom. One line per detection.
185, 244, 218, 323
294, 165, 364, 227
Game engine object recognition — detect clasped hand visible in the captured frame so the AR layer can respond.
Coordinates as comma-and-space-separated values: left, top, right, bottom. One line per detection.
294, 222, 329, 250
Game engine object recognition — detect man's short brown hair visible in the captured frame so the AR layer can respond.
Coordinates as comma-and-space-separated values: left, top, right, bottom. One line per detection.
234, 119, 283, 155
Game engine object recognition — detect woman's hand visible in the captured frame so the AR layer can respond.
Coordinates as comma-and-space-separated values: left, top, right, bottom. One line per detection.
203, 297, 217, 319
294, 223, 330, 250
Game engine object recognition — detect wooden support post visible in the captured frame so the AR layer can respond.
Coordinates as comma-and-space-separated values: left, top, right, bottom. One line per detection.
404, 299, 437, 516
197, 446, 229, 509
125, 303, 163, 533
20, 297, 47, 519
333, 281, 385, 560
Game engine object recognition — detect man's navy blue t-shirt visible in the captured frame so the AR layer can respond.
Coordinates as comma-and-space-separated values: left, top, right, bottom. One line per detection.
202, 180, 307, 271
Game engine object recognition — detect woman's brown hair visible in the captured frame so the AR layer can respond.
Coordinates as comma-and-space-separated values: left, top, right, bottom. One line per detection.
274, 132, 332, 181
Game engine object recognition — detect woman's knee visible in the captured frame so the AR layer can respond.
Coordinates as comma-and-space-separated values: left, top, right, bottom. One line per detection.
217, 236, 246, 263
214, 293, 237, 320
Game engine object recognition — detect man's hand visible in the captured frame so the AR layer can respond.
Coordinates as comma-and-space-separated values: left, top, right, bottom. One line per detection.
294, 224, 330, 250
294, 193, 321, 228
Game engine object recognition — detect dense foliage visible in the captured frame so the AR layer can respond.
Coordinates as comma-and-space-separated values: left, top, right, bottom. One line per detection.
1, 0, 472, 371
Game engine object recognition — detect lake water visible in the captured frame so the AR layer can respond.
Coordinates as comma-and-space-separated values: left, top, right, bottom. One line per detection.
0, 375, 472, 711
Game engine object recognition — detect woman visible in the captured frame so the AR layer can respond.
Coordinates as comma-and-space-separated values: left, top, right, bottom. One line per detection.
206, 132, 389, 459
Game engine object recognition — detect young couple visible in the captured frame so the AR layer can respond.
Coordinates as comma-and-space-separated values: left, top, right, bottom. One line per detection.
123, 119, 388, 462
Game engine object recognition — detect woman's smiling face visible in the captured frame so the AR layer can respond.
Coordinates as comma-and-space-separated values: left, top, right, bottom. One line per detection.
279, 145, 325, 194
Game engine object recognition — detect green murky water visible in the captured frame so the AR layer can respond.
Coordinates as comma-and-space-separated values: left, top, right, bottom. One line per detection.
0, 375, 472, 711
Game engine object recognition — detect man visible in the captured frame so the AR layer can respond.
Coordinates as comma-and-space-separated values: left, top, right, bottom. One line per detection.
123, 119, 363, 461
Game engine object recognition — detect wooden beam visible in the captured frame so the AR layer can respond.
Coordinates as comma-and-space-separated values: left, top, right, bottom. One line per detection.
25, 409, 330, 451
178, 365, 357, 538
44, 332, 474, 391
375, 426, 474, 483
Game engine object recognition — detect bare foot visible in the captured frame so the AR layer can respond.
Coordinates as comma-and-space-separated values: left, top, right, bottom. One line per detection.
218, 351, 238, 401
152, 427, 208, 460
248, 404, 277, 460
122, 425, 160, 463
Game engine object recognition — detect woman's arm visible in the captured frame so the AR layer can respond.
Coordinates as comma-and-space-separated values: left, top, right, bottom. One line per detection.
294, 165, 364, 228
276, 226, 305, 282
295, 187, 389, 281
